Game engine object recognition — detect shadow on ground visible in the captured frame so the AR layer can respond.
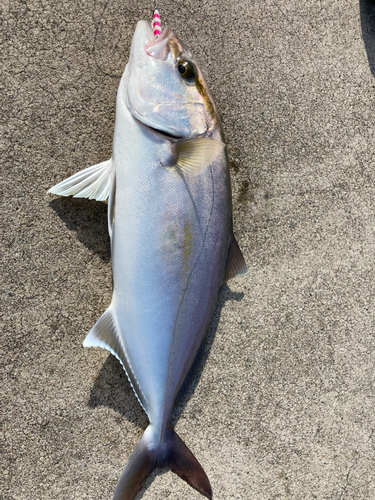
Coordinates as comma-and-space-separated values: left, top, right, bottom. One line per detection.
50, 197, 111, 261
360, 0, 375, 75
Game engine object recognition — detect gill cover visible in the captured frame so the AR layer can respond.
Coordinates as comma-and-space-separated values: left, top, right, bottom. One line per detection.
125, 21, 212, 138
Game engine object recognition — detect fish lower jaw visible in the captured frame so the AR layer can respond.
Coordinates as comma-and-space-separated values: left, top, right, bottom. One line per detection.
134, 116, 183, 139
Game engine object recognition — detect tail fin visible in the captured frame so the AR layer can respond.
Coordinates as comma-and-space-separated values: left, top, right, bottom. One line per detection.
166, 429, 212, 499
113, 426, 212, 500
112, 431, 154, 500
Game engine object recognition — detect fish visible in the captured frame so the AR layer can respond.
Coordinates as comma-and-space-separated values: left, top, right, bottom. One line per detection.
48, 14, 247, 500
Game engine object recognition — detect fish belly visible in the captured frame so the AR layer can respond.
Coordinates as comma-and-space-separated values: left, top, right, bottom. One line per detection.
111, 103, 231, 434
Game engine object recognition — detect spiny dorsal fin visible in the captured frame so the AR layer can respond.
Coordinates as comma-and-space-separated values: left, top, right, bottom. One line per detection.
175, 138, 225, 176
48, 159, 114, 201
83, 307, 147, 412
223, 236, 248, 283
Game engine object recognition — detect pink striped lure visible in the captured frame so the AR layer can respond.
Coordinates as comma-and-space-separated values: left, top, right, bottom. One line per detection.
152, 9, 161, 37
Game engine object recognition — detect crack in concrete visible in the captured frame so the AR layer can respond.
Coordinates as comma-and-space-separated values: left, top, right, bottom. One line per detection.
338, 429, 374, 500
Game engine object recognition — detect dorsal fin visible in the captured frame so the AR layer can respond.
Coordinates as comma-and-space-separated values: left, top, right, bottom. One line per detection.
83, 307, 148, 412
223, 236, 248, 283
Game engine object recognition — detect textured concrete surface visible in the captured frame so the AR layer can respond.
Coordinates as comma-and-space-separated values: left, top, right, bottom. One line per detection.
2, 0, 375, 499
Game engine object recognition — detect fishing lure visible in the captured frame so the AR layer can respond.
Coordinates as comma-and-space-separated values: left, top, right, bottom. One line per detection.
152, 9, 161, 37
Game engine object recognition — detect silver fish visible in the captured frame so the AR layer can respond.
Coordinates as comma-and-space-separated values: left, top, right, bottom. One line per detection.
49, 18, 247, 500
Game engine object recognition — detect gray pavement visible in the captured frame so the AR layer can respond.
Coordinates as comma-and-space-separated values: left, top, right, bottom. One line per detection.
2, 0, 375, 499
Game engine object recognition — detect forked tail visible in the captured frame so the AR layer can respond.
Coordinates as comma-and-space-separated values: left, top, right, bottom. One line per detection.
113, 425, 212, 500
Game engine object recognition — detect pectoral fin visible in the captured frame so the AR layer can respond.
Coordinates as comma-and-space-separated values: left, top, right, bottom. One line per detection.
223, 237, 248, 283
48, 159, 114, 201
175, 138, 225, 176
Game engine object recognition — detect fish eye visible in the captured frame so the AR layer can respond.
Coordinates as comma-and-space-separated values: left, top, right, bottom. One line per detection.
177, 60, 197, 84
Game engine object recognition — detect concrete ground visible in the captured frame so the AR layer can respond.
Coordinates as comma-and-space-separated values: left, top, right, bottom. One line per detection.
2, 0, 375, 498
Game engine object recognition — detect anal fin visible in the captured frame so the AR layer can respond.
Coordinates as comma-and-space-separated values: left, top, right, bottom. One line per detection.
84, 307, 147, 412
223, 236, 248, 283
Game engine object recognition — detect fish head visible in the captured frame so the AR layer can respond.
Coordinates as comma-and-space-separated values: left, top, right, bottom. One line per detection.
125, 20, 217, 139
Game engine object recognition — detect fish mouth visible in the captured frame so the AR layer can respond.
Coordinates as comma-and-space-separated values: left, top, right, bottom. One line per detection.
135, 117, 183, 139
145, 27, 172, 61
